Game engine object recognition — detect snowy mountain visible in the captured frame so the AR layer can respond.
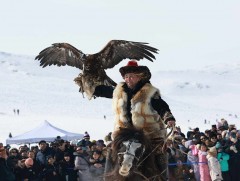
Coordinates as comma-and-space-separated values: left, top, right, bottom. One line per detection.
0, 51, 239, 144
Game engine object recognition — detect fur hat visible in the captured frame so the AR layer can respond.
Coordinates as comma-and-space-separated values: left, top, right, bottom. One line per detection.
119, 60, 151, 80
25, 158, 33, 167
83, 131, 90, 139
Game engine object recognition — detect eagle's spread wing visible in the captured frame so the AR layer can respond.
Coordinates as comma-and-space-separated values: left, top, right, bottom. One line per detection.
35, 43, 85, 69
35, 40, 159, 100
96, 40, 159, 69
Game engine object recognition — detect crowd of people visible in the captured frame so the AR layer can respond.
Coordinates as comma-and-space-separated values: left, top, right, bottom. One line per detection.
1, 61, 239, 181
0, 118, 239, 181
165, 118, 240, 181
0, 132, 108, 181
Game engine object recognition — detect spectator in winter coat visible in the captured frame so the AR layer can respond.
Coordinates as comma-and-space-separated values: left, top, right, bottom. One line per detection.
217, 146, 230, 181
197, 143, 211, 181
58, 152, 78, 181
178, 138, 188, 162
74, 146, 91, 181
36, 140, 55, 167
42, 155, 59, 181
77, 132, 92, 150
0, 148, 15, 181
54, 139, 67, 164
225, 131, 240, 181
224, 125, 236, 141
188, 139, 200, 181
216, 133, 227, 149
27, 150, 42, 178
207, 147, 223, 181
6, 148, 20, 175
89, 150, 105, 181
19, 158, 39, 181
173, 137, 187, 163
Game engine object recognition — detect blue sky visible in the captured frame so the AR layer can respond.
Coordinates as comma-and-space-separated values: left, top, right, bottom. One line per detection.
0, 0, 240, 71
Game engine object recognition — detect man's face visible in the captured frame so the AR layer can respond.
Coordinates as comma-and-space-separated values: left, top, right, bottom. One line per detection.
124, 73, 141, 89
39, 143, 47, 150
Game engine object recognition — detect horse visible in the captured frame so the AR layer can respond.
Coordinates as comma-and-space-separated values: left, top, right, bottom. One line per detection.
104, 127, 165, 181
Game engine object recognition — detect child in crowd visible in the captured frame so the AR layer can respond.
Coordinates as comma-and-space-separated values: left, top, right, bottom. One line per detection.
207, 147, 223, 181
59, 152, 78, 181
43, 155, 59, 181
188, 139, 200, 181
216, 145, 230, 181
89, 150, 105, 181
198, 143, 211, 181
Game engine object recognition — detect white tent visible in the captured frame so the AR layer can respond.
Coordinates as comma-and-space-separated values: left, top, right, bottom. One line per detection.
6, 120, 83, 145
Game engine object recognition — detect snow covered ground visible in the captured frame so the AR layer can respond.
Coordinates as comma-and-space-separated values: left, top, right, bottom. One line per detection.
0, 52, 239, 144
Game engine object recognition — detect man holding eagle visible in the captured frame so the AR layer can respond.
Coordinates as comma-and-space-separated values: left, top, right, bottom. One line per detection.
35, 40, 176, 179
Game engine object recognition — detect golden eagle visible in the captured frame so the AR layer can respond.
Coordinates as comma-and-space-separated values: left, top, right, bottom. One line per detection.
35, 40, 159, 99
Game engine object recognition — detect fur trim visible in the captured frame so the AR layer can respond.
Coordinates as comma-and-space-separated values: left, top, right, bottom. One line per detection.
113, 83, 166, 139
119, 60, 151, 80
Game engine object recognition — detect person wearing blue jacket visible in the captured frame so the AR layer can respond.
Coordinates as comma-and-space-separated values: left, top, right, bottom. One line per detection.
217, 145, 230, 181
